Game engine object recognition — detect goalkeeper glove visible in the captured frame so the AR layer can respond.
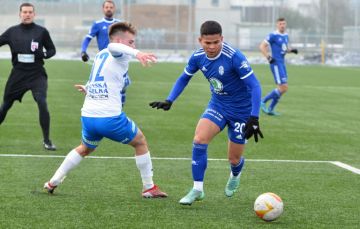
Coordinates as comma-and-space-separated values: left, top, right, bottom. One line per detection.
81, 51, 89, 62
149, 100, 173, 111
267, 56, 275, 64
290, 49, 298, 54
244, 116, 264, 142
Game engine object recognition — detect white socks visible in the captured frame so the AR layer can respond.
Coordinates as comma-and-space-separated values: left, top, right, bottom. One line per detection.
135, 152, 154, 190
193, 181, 204, 192
50, 149, 83, 186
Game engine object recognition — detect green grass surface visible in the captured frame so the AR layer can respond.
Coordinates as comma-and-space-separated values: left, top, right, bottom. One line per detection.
0, 60, 359, 228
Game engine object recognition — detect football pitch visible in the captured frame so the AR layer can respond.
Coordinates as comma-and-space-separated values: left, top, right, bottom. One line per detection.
0, 60, 359, 228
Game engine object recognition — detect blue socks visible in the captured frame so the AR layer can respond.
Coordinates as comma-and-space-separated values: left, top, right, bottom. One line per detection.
262, 88, 281, 111
231, 157, 245, 177
192, 143, 208, 181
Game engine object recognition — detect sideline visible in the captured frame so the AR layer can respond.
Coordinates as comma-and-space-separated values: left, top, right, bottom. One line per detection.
1, 153, 359, 175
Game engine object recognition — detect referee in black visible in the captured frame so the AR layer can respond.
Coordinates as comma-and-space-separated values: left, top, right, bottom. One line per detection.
0, 3, 56, 150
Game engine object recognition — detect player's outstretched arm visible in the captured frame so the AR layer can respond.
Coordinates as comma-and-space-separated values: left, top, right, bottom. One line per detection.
107, 43, 156, 67
74, 84, 87, 95
149, 72, 192, 111
136, 52, 157, 67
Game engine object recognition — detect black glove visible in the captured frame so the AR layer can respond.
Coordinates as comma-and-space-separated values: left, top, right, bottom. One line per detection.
81, 51, 89, 62
290, 49, 298, 54
267, 56, 275, 64
244, 116, 263, 142
149, 100, 173, 111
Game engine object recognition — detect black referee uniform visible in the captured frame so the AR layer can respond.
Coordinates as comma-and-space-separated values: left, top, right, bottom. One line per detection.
0, 22, 56, 150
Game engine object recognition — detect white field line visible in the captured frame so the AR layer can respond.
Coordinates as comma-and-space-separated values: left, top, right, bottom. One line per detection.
0, 153, 359, 175
330, 161, 360, 175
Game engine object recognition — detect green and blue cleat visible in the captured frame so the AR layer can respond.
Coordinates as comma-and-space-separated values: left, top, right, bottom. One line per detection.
267, 109, 281, 116
260, 102, 268, 114
179, 188, 205, 205
225, 173, 241, 197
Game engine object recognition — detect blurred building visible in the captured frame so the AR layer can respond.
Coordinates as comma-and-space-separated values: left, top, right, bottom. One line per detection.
0, 0, 359, 65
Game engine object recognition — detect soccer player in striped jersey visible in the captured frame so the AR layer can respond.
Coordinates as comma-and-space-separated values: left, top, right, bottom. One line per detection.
44, 22, 167, 198
80, 0, 120, 62
259, 17, 298, 116
150, 21, 263, 205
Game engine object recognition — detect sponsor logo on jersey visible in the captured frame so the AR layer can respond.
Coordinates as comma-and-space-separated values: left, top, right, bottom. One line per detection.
209, 77, 224, 94
201, 66, 207, 72
87, 82, 109, 100
218, 65, 224, 75
30, 39, 39, 52
102, 26, 107, 30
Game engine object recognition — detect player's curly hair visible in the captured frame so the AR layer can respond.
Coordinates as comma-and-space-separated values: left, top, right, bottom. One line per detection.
109, 22, 137, 40
200, 21, 222, 36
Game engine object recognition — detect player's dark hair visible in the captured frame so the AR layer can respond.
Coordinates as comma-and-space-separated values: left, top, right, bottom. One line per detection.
20, 3, 34, 12
103, 0, 115, 7
200, 21, 222, 36
109, 22, 137, 40
277, 17, 286, 22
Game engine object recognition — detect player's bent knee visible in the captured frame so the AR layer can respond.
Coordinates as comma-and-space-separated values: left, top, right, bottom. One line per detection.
75, 144, 94, 156
278, 85, 288, 94
129, 131, 148, 148
193, 136, 209, 144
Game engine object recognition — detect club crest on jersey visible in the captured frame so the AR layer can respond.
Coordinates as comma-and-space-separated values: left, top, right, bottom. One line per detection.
30, 40, 39, 52
218, 66, 224, 75
209, 77, 223, 94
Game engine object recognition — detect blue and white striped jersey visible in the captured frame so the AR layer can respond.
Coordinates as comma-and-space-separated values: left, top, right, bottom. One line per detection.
83, 18, 121, 51
184, 42, 254, 115
264, 31, 289, 63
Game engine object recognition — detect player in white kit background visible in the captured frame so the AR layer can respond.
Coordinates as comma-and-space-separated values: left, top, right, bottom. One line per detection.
44, 22, 167, 198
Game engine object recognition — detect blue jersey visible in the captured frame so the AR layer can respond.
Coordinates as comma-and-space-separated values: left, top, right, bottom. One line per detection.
82, 18, 121, 51
265, 31, 289, 63
183, 43, 254, 116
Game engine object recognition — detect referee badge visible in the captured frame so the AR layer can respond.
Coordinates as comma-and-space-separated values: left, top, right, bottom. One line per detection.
31, 39, 39, 52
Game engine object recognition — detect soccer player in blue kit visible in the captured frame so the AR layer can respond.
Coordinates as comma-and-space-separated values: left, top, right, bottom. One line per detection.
150, 21, 263, 205
44, 22, 167, 198
80, 0, 120, 62
259, 17, 298, 115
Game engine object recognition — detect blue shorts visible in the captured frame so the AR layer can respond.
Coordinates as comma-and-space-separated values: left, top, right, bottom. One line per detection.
201, 105, 249, 144
270, 62, 288, 85
81, 113, 138, 149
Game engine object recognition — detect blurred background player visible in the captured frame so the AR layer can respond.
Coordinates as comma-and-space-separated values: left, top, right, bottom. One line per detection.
44, 22, 167, 198
150, 20, 263, 205
259, 17, 298, 116
80, 0, 120, 62
0, 2, 56, 150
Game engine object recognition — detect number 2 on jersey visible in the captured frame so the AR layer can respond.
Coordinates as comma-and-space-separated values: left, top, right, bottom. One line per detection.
88, 52, 109, 82
234, 122, 245, 134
